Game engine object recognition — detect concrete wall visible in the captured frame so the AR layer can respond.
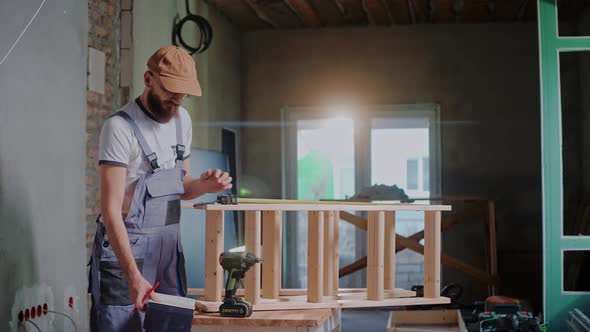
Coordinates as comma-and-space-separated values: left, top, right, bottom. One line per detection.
242, 25, 542, 308
0, 0, 88, 330
133, 0, 242, 152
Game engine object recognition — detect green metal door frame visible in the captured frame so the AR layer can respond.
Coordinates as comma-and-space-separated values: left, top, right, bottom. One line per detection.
538, 0, 590, 328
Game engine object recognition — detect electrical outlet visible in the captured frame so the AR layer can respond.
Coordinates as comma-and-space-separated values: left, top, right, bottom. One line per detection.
9, 284, 54, 332
62, 286, 80, 331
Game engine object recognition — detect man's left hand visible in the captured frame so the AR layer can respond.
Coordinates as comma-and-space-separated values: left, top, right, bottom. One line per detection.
199, 169, 233, 193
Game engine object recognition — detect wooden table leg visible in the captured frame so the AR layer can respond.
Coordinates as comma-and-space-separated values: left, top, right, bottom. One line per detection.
204, 210, 224, 302
245, 210, 262, 304
308, 211, 324, 303
367, 211, 385, 300
424, 211, 442, 298
262, 210, 282, 299
333, 211, 340, 295
324, 211, 336, 296
384, 211, 396, 291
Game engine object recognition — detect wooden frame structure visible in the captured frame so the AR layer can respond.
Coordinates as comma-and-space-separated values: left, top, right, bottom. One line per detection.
338, 197, 499, 296
183, 199, 452, 312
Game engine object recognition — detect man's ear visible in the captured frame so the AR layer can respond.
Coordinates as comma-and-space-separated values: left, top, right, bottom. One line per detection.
144, 71, 152, 87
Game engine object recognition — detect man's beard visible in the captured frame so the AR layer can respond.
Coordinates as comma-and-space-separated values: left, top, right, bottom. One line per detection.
147, 91, 179, 123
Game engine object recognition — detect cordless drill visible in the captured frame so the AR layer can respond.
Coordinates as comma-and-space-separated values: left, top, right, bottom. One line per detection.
218, 251, 263, 317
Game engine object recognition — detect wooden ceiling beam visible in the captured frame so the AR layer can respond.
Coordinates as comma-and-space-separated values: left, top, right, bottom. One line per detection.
362, 0, 376, 25
382, 0, 395, 25
427, 0, 435, 23
332, 0, 348, 17
362, 0, 393, 26
407, 0, 417, 24
284, 0, 321, 28
452, 0, 464, 22
488, 0, 496, 21
516, 0, 530, 21
244, 0, 280, 29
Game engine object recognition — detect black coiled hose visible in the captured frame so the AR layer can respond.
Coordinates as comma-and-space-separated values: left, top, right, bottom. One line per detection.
172, 0, 213, 55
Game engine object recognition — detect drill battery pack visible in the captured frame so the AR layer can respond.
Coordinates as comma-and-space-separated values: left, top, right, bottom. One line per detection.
220, 299, 253, 317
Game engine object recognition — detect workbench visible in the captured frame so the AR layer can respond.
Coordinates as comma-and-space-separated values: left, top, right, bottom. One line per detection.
182, 198, 452, 312
192, 308, 341, 332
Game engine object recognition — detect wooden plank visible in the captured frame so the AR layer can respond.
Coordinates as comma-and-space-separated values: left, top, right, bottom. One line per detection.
245, 210, 261, 304
396, 234, 495, 284
332, 0, 347, 16
333, 211, 340, 295
342, 209, 467, 236
424, 211, 442, 298
195, 293, 450, 312
284, 0, 322, 28
193, 308, 338, 328
339, 256, 367, 278
262, 210, 282, 299
188, 287, 415, 297
407, 0, 417, 24
187, 203, 451, 212
361, 0, 392, 25
244, 0, 279, 28
185, 199, 452, 212
204, 210, 224, 302
387, 310, 467, 332
242, 198, 451, 209
308, 211, 324, 303
389, 326, 458, 332
389, 309, 459, 325
384, 211, 396, 290
367, 211, 385, 300
324, 211, 336, 296
300, 288, 403, 296
340, 211, 368, 229
362, 0, 376, 25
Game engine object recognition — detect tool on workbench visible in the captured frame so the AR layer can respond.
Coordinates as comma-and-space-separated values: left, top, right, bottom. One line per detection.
478, 302, 542, 332
218, 251, 263, 317
193, 194, 238, 207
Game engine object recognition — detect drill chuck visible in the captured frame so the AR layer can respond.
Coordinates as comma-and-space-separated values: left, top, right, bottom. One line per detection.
219, 251, 263, 272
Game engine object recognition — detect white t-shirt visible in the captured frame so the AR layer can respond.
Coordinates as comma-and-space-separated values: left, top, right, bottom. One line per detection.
98, 99, 192, 215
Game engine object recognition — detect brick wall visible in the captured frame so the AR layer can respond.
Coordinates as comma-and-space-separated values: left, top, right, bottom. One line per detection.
86, 0, 132, 254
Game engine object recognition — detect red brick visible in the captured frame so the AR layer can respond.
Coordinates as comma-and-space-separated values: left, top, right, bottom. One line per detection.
95, 26, 107, 38
87, 0, 132, 250
122, 0, 132, 10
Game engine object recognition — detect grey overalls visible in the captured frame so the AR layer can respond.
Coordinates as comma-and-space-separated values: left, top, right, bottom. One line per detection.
89, 110, 187, 332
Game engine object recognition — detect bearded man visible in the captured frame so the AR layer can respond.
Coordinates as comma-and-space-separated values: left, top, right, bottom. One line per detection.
88, 46, 232, 331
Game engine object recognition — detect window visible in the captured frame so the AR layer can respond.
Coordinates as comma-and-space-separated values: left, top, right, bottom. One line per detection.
406, 159, 419, 190
283, 104, 441, 289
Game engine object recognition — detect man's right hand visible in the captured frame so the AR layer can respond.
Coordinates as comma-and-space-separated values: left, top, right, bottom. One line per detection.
129, 275, 160, 312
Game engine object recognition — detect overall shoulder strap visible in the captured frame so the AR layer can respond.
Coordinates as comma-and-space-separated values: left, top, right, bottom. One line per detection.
111, 110, 160, 171
174, 113, 185, 168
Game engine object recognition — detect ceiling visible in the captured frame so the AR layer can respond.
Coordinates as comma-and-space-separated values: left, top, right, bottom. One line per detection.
204, 0, 590, 31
